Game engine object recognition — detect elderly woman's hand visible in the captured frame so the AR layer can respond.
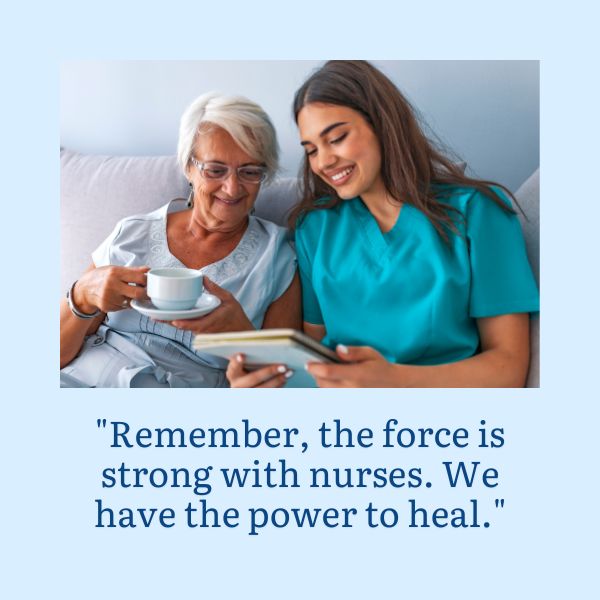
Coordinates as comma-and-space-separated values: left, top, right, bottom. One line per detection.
74, 265, 150, 313
306, 344, 400, 388
226, 353, 293, 388
168, 277, 254, 333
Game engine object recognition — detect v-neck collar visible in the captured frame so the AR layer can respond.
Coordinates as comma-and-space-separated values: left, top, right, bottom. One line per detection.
351, 197, 411, 257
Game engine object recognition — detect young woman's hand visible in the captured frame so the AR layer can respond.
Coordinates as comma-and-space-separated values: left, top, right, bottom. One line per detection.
306, 344, 399, 388
307, 313, 531, 388
226, 353, 294, 388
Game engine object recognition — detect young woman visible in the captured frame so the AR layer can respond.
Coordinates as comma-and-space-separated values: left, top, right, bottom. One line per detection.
227, 61, 538, 388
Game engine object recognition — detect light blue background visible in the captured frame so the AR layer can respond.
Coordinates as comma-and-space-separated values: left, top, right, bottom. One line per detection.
60, 60, 538, 190
3, 0, 599, 598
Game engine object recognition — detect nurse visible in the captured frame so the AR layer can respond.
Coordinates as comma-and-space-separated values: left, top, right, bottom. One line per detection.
228, 61, 539, 388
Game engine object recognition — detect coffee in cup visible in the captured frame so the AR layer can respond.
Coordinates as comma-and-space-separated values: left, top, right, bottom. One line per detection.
146, 268, 204, 310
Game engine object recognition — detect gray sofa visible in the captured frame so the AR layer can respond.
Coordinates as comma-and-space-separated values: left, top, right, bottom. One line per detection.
60, 148, 540, 386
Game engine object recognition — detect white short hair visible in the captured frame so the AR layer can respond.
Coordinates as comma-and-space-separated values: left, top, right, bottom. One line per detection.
177, 92, 279, 182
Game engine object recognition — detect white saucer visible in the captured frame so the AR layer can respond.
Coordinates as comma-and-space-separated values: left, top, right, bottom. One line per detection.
130, 294, 221, 320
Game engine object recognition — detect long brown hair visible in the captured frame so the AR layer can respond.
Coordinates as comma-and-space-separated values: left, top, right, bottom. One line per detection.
290, 60, 517, 239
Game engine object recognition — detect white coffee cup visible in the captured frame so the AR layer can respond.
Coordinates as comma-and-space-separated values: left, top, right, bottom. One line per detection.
146, 268, 204, 310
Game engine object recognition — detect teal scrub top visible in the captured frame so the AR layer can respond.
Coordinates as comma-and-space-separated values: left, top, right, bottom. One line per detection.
295, 187, 539, 366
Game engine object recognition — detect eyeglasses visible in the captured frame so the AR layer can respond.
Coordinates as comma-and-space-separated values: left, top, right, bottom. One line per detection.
190, 157, 267, 184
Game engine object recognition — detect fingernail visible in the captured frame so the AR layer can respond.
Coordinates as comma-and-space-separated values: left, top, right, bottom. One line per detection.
236, 354, 244, 363
284, 369, 294, 379
277, 365, 286, 374
337, 344, 349, 354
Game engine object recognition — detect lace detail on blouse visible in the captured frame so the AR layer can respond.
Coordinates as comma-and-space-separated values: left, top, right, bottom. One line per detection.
149, 201, 262, 279
201, 221, 261, 281
149, 216, 179, 268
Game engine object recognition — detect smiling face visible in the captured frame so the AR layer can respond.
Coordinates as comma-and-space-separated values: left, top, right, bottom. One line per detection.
297, 102, 386, 203
187, 127, 263, 233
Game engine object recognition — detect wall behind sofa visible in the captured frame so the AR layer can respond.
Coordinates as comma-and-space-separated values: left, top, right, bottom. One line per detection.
60, 61, 539, 191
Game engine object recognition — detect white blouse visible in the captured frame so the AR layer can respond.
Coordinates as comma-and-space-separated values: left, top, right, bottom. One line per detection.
61, 199, 296, 387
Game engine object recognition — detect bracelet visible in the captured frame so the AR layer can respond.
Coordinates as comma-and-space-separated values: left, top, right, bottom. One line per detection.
66, 280, 101, 319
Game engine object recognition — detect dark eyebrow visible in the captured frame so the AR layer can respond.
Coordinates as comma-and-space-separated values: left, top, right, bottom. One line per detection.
300, 121, 348, 146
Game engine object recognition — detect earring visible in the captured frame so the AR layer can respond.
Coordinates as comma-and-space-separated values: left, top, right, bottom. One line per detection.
186, 182, 194, 208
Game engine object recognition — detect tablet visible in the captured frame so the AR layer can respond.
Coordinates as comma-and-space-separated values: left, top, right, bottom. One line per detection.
192, 329, 340, 387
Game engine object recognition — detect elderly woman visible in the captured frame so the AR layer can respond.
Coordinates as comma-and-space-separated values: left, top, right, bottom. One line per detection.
60, 92, 300, 387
